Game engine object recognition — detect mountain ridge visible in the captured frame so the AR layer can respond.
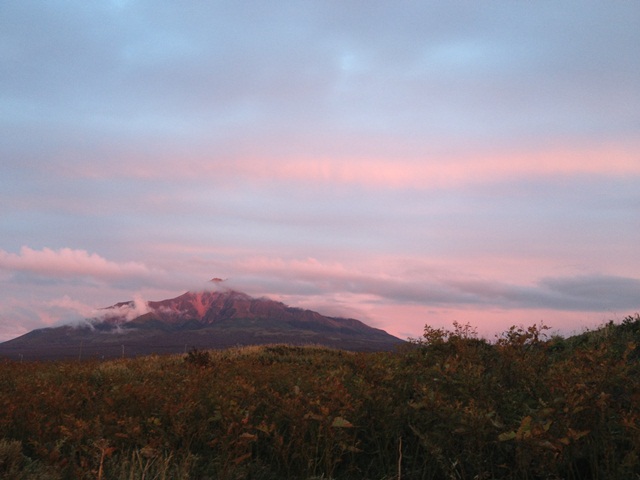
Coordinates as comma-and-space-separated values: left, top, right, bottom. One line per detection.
0, 288, 405, 360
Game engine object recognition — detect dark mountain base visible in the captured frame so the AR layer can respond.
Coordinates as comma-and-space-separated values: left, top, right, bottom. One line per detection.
0, 324, 403, 361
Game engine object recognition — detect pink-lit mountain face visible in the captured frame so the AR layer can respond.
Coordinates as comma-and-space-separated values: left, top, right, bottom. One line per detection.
0, 289, 405, 360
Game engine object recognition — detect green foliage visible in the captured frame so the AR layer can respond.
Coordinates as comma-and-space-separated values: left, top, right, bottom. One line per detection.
1, 317, 639, 479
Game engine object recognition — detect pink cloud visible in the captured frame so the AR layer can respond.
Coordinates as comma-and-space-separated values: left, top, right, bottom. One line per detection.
64, 142, 640, 189
266, 143, 640, 188
0, 246, 159, 281
47, 295, 98, 319
238, 256, 357, 282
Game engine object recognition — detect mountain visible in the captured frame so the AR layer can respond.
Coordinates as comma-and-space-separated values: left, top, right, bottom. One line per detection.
0, 288, 405, 360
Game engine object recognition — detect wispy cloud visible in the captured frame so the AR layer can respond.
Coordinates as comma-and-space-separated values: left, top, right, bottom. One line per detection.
97, 293, 151, 322
60, 143, 640, 189
232, 256, 640, 313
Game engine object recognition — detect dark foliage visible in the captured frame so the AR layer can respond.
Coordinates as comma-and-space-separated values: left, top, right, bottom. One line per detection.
0, 316, 639, 479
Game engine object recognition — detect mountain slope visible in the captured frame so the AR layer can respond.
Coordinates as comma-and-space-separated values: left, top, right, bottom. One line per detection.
0, 289, 405, 360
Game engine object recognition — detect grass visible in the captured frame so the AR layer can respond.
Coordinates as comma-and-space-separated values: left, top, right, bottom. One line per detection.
0, 315, 639, 479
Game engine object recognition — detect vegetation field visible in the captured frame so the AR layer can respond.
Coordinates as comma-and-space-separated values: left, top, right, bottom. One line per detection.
1, 316, 639, 479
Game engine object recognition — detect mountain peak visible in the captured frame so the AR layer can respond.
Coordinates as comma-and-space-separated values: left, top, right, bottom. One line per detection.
149, 288, 255, 323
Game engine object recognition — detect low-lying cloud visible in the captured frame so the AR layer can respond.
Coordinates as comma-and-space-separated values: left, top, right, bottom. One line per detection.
96, 294, 151, 323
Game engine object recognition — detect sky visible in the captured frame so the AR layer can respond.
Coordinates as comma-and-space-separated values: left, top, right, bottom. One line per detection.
1, 1, 639, 342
